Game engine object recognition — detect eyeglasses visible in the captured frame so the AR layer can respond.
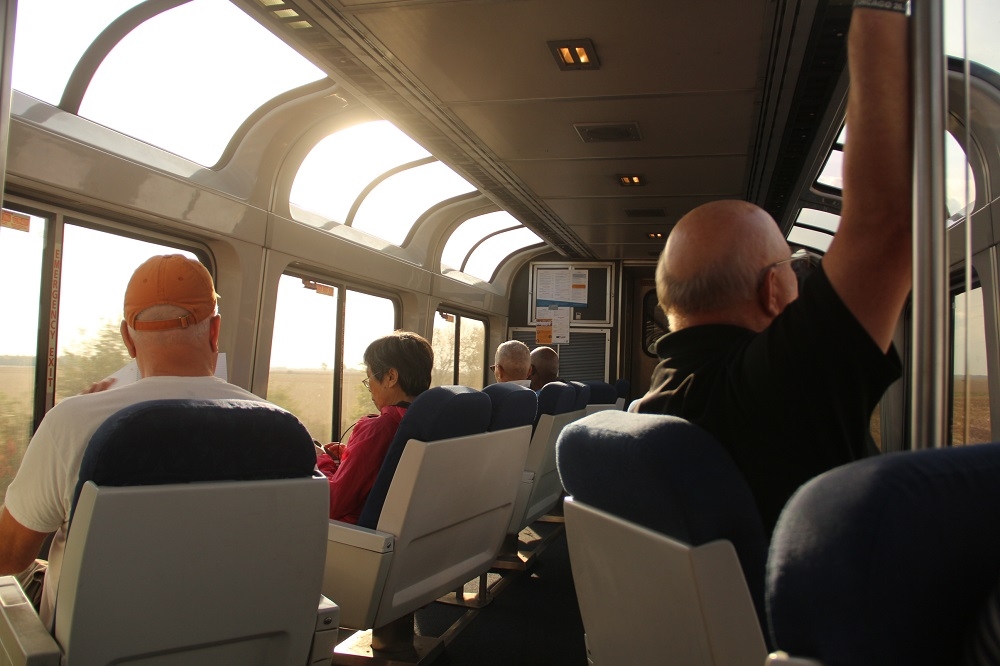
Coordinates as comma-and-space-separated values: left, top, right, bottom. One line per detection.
361, 377, 370, 390
760, 248, 814, 283
489, 365, 497, 373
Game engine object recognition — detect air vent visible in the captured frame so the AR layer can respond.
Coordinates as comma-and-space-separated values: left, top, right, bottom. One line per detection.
625, 208, 666, 218
574, 122, 642, 143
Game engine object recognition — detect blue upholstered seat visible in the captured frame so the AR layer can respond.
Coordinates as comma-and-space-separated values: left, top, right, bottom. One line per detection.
567, 381, 591, 411
556, 410, 769, 635
613, 378, 630, 401
357, 385, 492, 528
3, 398, 335, 666
73, 398, 316, 516
483, 382, 538, 431
535, 381, 576, 427
767, 443, 1000, 666
583, 380, 617, 405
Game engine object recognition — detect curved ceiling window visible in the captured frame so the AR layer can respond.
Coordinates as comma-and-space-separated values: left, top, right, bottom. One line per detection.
790, 208, 838, 253
351, 161, 476, 247
18, 0, 327, 166
814, 125, 973, 224
946, 0, 1000, 75
442, 211, 544, 282
290, 121, 432, 226
443, 212, 543, 282
12, 0, 145, 105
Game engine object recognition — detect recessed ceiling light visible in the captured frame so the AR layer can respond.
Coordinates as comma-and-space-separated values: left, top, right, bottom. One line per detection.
646, 232, 665, 240
548, 39, 600, 70
618, 175, 645, 187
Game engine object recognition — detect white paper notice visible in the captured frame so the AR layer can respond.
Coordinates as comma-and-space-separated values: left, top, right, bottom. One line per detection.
104, 353, 228, 388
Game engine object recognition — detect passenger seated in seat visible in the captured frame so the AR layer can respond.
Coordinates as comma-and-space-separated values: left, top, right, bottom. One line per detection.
316, 331, 433, 524
491, 340, 531, 386
528, 346, 560, 392
0, 254, 268, 630
632, 4, 912, 536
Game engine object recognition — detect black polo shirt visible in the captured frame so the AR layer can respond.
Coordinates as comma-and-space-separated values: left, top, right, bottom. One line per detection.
635, 264, 902, 534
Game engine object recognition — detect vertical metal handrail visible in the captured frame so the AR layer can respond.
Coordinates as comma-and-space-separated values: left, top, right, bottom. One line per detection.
909, 0, 950, 450
0, 0, 15, 202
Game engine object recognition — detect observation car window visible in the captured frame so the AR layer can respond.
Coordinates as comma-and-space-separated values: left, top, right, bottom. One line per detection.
0, 210, 47, 504
814, 125, 973, 224
351, 162, 476, 246
465, 227, 545, 283
951, 281, 991, 445
945, 0, 1000, 76
441, 211, 544, 283
290, 121, 431, 226
267, 276, 396, 443
787, 224, 833, 253
432, 310, 487, 389
12, 0, 145, 106
268, 276, 338, 442
79, 0, 326, 166
56, 226, 201, 403
13, 0, 325, 167
342, 291, 396, 436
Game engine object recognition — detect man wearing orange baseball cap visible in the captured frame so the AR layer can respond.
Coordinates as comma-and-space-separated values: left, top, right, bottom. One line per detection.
0, 255, 266, 630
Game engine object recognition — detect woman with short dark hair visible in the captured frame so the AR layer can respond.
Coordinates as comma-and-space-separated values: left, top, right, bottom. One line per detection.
316, 330, 433, 523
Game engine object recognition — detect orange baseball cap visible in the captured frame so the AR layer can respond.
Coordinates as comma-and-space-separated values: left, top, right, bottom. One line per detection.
123, 255, 218, 331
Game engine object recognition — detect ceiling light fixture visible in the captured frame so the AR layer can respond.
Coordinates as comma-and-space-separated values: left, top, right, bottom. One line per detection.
548, 39, 601, 70
618, 175, 645, 187
647, 232, 665, 240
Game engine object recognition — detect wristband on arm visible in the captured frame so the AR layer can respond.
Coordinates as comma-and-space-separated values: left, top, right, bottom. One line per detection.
853, 0, 909, 14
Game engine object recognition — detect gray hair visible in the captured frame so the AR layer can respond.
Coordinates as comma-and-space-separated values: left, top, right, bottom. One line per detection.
656, 250, 759, 322
496, 339, 531, 378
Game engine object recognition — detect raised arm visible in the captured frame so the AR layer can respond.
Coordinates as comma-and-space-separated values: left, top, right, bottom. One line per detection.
822, 3, 912, 352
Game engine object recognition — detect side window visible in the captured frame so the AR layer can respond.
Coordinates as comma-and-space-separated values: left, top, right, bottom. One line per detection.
1, 213, 204, 502
342, 291, 395, 435
57, 225, 199, 400
432, 310, 487, 388
0, 210, 47, 504
951, 281, 991, 444
268, 276, 339, 442
267, 275, 396, 444
458, 316, 486, 389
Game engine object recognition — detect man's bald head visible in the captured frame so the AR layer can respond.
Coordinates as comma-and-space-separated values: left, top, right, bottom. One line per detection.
529, 346, 559, 391
656, 200, 791, 331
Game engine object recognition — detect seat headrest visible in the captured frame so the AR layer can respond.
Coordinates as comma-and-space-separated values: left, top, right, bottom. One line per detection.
556, 410, 768, 632
357, 385, 491, 528
537, 381, 576, 418
768, 443, 1000, 664
567, 381, 590, 410
73, 398, 315, 517
583, 381, 617, 405
483, 383, 538, 431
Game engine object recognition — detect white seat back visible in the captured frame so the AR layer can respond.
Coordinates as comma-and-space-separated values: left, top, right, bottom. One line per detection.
514, 410, 578, 530
564, 498, 766, 666
55, 476, 329, 665
371, 428, 529, 627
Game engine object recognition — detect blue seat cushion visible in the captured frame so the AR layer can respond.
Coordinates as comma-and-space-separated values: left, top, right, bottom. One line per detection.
73, 398, 316, 517
357, 386, 491, 528
483, 383, 538, 431
556, 410, 769, 635
768, 443, 1000, 665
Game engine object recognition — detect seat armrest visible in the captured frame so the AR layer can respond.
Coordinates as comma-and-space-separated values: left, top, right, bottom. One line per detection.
323, 523, 396, 630
0, 576, 61, 665
327, 521, 394, 552
309, 595, 340, 665
766, 651, 824, 665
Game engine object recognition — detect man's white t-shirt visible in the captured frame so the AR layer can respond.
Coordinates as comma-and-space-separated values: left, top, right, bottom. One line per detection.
4, 375, 263, 629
